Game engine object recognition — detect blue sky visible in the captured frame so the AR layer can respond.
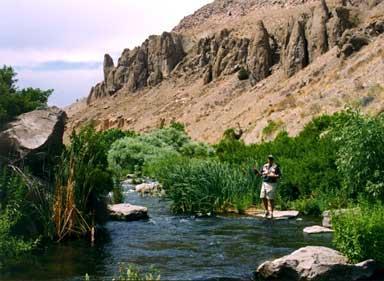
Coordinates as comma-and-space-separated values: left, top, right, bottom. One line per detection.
1, 0, 212, 107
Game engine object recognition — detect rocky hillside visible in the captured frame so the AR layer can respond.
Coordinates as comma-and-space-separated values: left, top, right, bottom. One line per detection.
66, 0, 384, 144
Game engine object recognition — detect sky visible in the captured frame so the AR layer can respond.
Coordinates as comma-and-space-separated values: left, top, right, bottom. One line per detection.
0, 0, 212, 107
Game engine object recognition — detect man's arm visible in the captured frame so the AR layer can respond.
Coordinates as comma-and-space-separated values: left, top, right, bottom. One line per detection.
253, 166, 261, 176
268, 166, 281, 179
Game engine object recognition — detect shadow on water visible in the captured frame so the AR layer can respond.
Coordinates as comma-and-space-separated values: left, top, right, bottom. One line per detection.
1, 184, 333, 281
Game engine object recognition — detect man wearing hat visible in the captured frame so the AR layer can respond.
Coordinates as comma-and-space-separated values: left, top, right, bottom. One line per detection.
254, 155, 281, 219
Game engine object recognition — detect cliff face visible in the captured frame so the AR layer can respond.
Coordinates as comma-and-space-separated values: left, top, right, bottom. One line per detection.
68, 0, 384, 144
87, 0, 367, 104
87, 32, 185, 103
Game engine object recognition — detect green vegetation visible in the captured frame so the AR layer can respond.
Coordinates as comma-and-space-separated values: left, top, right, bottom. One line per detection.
149, 158, 257, 214
2, 66, 384, 269
54, 126, 115, 240
237, 67, 249, 80
108, 124, 214, 177
262, 120, 284, 137
85, 264, 160, 281
332, 202, 384, 264
0, 66, 52, 127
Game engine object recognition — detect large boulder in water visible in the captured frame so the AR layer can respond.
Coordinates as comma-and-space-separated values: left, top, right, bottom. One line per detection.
108, 203, 148, 221
256, 246, 377, 281
0, 107, 67, 163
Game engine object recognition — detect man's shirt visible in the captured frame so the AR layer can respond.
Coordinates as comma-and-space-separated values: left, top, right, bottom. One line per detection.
261, 163, 281, 183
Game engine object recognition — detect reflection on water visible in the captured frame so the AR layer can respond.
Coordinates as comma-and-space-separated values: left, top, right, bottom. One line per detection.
1, 184, 333, 281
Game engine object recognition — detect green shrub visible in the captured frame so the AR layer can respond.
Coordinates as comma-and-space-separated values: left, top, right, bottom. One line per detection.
237, 67, 249, 80
108, 137, 179, 177
108, 125, 214, 176
262, 120, 284, 136
0, 205, 35, 268
0, 166, 41, 268
333, 110, 384, 201
332, 202, 384, 264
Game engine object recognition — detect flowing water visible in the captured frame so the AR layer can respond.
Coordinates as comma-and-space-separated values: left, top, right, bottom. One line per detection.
2, 183, 333, 281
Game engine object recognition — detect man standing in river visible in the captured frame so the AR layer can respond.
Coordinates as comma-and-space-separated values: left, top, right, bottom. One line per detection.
254, 155, 281, 219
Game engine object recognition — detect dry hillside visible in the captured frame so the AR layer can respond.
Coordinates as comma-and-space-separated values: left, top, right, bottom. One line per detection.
66, 0, 384, 144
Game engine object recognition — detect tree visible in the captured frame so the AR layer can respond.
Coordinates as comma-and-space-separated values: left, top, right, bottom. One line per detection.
0, 65, 53, 127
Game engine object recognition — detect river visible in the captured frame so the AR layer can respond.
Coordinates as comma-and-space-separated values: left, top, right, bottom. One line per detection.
2, 182, 333, 281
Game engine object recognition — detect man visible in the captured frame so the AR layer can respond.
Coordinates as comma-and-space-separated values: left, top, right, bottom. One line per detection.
254, 155, 281, 219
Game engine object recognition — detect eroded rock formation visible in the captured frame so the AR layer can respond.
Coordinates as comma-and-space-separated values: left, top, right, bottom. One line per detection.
87, 0, 383, 103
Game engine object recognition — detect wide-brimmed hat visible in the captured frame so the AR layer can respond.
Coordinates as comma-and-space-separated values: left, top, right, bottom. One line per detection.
267, 154, 274, 159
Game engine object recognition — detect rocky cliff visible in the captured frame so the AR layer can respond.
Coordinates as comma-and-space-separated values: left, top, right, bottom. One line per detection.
68, 0, 384, 144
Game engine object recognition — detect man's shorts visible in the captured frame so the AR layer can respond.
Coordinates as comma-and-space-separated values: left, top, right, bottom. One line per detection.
260, 182, 277, 200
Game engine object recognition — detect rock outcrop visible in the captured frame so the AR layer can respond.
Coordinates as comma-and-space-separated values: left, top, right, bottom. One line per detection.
86, 0, 381, 105
256, 246, 377, 281
246, 20, 273, 84
338, 18, 384, 58
0, 107, 67, 161
87, 32, 185, 104
108, 204, 148, 221
283, 15, 309, 77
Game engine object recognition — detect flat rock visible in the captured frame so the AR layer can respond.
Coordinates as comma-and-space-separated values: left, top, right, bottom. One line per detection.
135, 182, 161, 194
256, 246, 377, 281
245, 208, 299, 219
303, 225, 334, 234
108, 204, 148, 221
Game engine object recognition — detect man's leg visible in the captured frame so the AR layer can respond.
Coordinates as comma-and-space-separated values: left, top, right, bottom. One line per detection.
263, 198, 269, 213
268, 199, 275, 218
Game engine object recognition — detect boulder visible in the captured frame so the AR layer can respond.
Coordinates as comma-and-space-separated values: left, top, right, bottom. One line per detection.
135, 182, 161, 195
303, 225, 334, 234
256, 246, 377, 281
322, 208, 358, 228
322, 210, 333, 228
108, 203, 148, 221
0, 107, 67, 161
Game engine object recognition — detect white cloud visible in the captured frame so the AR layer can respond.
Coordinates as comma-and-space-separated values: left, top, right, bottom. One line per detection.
1, 0, 213, 106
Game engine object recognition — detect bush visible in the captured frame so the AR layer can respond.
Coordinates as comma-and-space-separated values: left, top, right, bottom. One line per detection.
108, 137, 179, 177
237, 67, 249, 80
108, 125, 214, 176
332, 202, 384, 264
333, 110, 384, 201
0, 166, 40, 268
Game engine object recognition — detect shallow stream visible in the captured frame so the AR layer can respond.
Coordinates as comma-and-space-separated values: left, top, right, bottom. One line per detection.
2, 183, 333, 281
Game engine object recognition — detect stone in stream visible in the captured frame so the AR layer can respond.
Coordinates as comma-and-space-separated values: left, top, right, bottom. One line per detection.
135, 182, 161, 195
108, 204, 148, 221
245, 208, 299, 220
322, 208, 357, 228
256, 246, 377, 281
303, 225, 334, 234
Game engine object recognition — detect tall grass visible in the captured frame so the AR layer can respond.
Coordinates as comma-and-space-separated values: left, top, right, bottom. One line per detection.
54, 126, 114, 241
150, 158, 259, 214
